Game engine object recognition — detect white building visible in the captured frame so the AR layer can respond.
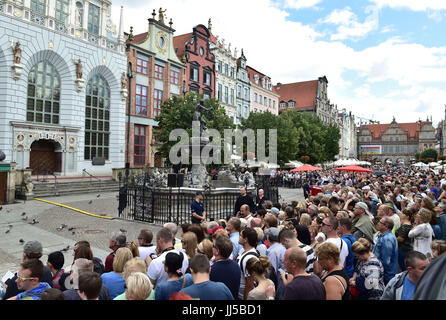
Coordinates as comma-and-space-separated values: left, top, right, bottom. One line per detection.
0, 0, 127, 176
210, 33, 238, 124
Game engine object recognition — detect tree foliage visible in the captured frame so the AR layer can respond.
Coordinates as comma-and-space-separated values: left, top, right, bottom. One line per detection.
154, 94, 234, 165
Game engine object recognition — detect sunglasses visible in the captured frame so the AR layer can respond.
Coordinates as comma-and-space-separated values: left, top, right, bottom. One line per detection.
17, 276, 36, 282
321, 222, 332, 227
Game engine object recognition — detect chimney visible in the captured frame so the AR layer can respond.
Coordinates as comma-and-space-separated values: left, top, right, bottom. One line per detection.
276, 82, 281, 90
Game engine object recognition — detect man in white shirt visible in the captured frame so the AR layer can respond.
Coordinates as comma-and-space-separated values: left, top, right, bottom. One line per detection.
146, 227, 188, 288
237, 227, 259, 300
321, 216, 349, 267
137, 229, 157, 262
238, 204, 254, 227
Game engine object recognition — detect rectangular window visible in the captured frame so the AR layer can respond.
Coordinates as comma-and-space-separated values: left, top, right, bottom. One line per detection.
153, 89, 163, 117
269, 99, 272, 107
273, 101, 276, 109
259, 95, 262, 105
237, 85, 241, 98
190, 67, 199, 82
245, 88, 249, 100
134, 125, 146, 166
31, 0, 46, 15
389, 146, 394, 153
154, 65, 164, 80
204, 71, 211, 86
254, 93, 257, 103
264, 97, 267, 105
383, 146, 387, 153
88, 3, 100, 35
170, 70, 179, 84
135, 85, 148, 116
137, 57, 148, 75
230, 67, 235, 78
230, 88, 234, 105
224, 86, 228, 104
218, 61, 222, 72
203, 91, 211, 100
55, 0, 69, 22
218, 84, 222, 102
224, 63, 228, 75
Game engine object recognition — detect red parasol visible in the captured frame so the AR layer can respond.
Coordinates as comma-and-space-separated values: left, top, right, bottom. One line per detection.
334, 165, 372, 173
290, 164, 323, 172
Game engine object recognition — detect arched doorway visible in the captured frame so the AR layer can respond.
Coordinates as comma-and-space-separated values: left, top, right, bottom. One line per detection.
30, 139, 62, 175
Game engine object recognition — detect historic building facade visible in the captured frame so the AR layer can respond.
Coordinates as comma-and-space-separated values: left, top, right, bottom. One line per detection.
338, 109, 356, 158
235, 50, 250, 124
125, 9, 185, 168
209, 27, 238, 124
357, 118, 437, 163
0, 0, 126, 176
247, 66, 279, 116
173, 23, 215, 99
273, 76, 338, 126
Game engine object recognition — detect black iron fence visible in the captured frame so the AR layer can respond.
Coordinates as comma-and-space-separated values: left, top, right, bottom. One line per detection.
118, 173, 278, 225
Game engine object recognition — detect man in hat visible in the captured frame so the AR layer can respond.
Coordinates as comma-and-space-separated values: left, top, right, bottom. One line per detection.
2, 240, 53, 300
351, 202, 376, 243
265, 227, 286, 273
191, 191, 206, 224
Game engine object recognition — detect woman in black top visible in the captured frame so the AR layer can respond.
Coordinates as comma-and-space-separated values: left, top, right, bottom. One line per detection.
315, 242, 350, 300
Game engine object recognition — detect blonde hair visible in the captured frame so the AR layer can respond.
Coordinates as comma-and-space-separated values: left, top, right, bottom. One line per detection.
182, 232, 198, 259
351, 238, 372, 255
431, 240, 446, 257
198, 239, 213, 260
125, 272, 152, 300
315, 242, 340, 265
264, 213, 278, 228
122, 257, 147, 280
299, 213, 312, 228
319, 206, 333, 217
246, 255, 271, 276
127, 241, 140, 258
297, 201, 307, 209
113, 247, 133, 273
254, 227, 264, 242
418, 208, 432, 224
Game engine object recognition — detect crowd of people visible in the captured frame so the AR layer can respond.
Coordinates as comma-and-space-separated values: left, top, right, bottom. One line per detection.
2, 165, 446, 300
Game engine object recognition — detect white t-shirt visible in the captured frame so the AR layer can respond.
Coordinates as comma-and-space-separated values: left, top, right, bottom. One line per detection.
138, 245, 157, 263
147, 249, 189, 288
325, 237, 349, 268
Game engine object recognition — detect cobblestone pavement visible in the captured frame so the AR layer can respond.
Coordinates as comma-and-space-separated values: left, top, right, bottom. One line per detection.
0, 187, 304, 280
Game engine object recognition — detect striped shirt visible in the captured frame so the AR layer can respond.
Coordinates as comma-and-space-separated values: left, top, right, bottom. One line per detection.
299, 244, 316, 274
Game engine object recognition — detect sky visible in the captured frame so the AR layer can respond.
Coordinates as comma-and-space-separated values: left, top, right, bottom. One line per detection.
111, 0, 446, 126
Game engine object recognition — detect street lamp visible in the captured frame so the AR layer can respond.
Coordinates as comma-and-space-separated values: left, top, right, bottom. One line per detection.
126, 62, 134, 180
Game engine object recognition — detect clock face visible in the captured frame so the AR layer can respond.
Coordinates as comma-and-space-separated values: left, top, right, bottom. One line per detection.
199, 47, 204, 56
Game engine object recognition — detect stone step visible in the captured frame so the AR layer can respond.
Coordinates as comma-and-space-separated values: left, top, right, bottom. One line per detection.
32, 181, 119, 190
31, 186, 120, 198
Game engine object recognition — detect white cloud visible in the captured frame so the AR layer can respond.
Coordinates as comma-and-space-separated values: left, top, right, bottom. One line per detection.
111, 0, 446, 125
320, 6, 379, 41
283, 0, 323, 10
369, 0, 446, 11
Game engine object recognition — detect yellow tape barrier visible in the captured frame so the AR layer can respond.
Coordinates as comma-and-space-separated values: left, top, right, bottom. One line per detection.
34, 198, 114, 220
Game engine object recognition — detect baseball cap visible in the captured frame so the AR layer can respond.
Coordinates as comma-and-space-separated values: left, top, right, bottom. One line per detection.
24, 241, 43, 255
271, 207, 280, 216
265, 227, 280, 242
355, 202, 370, 213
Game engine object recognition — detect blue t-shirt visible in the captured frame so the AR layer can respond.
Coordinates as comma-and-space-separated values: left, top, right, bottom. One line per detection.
209, 259, 241, 300
154, 274, 193, 300
16, 282, 51, 300
101, 272, 125, 300
401, 275, 416, 300
191, 200, 204, 224
342, 234, 356, 278
180, 280, 234, 300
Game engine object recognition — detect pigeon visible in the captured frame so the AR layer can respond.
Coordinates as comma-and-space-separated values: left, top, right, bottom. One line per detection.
29, 219, 39, 225
88, 200, 93, 204
5, 229, 10, 234
61, 245, 70, 252
21, 212, 26, 216
22, 216, 28, 221
72, 231, 76, 235
19, 239, 24, 245
97, 194, 101, 198
8, 224, 13, 229
68, 227, 76, 231
120, 228, 127, 233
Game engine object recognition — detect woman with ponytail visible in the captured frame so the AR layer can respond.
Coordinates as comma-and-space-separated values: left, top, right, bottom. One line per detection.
154, 251, 193, 300
245, 256, 275, 300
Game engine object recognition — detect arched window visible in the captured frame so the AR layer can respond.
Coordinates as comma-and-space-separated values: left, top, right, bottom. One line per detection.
85, 74, 110, 160
27, 61, 61, 124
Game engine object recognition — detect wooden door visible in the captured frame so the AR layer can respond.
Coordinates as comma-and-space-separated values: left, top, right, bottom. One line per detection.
0, 172, 6, 205
30, 140, 58, 175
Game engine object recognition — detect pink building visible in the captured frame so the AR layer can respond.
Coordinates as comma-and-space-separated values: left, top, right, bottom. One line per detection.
247, 66, 279, 115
